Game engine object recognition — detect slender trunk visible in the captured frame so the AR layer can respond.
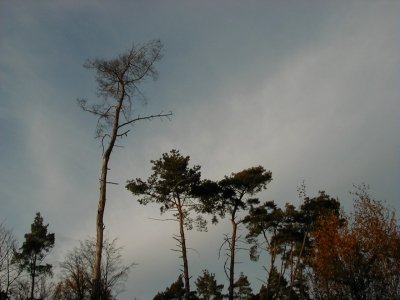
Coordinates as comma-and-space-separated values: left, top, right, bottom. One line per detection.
228, 219, 237, 300
92, 95, 124, 300
92, 156, 109, 300
177, 201, 190, 300
266, 238, 276, 298
290, 231, 307, 299
5, 256, 10, 297
30, 255, 36, 300
276, 243, 287, 299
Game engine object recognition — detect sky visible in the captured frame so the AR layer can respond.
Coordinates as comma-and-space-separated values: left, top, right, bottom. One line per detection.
1, 0, 399, 299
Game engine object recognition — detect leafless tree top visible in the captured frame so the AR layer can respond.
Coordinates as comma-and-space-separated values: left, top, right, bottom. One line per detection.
77, 39, 169, 142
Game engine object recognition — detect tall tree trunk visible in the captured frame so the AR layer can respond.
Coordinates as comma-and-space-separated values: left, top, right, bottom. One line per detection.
177, 200, 190, 300
92, 156, 109, 300
92, 96, 124, 300
228, 220, 237, 300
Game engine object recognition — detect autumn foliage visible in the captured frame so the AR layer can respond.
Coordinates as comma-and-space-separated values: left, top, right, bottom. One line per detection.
309, 185, 400, 299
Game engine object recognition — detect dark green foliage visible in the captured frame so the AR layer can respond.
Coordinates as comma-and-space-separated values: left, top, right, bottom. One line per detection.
264, 266, 289, 300
244, 200, 284, 261
153, 275, 186, 300
207, 166, 272, 300
195, 270, 223, 300
217, 166, 272, 219
243, 202, 286, 299
126, 149, 202, 219
14, 212, 54, 300
300, 191, 341, 229
233, 273, 253, 300
242, 190, 342, 300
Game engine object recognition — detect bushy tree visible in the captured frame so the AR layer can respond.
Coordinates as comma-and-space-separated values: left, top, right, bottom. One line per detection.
14, 213, 54, 300
309, 185, 400, 299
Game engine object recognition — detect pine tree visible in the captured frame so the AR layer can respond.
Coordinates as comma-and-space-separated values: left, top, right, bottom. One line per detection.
207, 166, 272, 300
127, 150, 207, 300
233, 273, 252, 300
153, 275, 186, 300
15, 213, 55, 300
195, 270, 223, 300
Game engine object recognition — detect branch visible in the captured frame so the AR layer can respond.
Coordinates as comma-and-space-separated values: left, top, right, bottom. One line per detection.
106, 181, 119, 185
125, 44, 163, 84
118, 111, 172, 129
98, 179, 119, 185
116, 129, 130, 137
77, 99, 113, 118
218, 236, 230, 260
223, 257, 229, 279
147, 217, 178, 222
187, 247, 200, 257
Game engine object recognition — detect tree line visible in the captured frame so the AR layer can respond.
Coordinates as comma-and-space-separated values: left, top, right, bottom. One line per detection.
126, 150, 400, 300
1, 151, 399, 299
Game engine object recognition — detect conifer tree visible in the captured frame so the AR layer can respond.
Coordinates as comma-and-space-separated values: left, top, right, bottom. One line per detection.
153, 275, 186, 300
15, 213, 54, 300
195, 270, 223, 300
127, 150, 206, 300
203, 166, 272, 300
233, 273, 252, 300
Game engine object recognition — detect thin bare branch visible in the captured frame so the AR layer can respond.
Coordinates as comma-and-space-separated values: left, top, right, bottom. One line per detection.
147, 217, 178, 222
118, 111, 172, 129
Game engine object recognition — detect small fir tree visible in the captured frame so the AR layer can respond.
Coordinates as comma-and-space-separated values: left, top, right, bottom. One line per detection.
195, 270, 223, 300
233, 273, 252, 300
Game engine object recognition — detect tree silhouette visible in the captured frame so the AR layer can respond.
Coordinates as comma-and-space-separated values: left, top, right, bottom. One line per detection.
195, 270, 223, 300
54, 237, 133, 300
78, 40, 172, 299
0, 223, 20, 299
15, 213, 54, 300
233, 272, 252, 300
205, 166, 272, 300
153, 275, 186, 300
127, 149, 206, 299
243, 201, 283, 298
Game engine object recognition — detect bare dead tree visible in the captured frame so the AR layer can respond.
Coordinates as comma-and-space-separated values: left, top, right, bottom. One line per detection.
78, 39, 172, 300
0, 223, 21, 298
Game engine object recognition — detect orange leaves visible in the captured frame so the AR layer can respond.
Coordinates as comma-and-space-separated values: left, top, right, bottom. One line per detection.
309, 187, 400, 298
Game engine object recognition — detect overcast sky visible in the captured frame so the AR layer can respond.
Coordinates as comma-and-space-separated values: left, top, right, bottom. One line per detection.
1, 1, 399, 299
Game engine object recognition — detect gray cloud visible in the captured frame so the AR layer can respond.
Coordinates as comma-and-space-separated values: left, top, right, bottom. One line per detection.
1, 1, 399, 299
